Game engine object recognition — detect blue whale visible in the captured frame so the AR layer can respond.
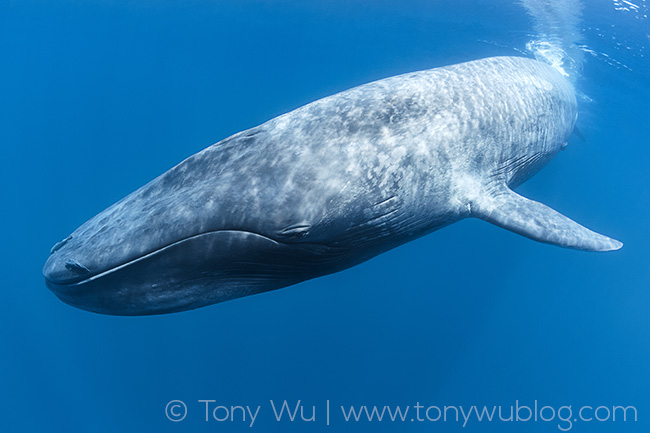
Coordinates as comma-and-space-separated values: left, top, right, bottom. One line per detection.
43, 56, 622, 315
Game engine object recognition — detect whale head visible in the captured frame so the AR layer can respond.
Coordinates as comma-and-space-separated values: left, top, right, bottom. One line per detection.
43, 145, 350, 316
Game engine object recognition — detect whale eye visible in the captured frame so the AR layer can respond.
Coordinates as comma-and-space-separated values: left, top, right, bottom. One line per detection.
278, 224, 311, 240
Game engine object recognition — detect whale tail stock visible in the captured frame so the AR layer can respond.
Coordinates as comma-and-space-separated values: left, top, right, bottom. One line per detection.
471, 185, 623, 252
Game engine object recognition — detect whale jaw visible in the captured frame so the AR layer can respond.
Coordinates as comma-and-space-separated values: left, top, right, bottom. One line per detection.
44, 230, 352, 316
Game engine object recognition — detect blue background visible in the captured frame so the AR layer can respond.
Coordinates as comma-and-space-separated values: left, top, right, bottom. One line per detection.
1, 1, 648, 432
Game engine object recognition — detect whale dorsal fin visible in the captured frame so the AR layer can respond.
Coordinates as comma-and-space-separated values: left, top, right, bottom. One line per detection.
472, 185, 622, 252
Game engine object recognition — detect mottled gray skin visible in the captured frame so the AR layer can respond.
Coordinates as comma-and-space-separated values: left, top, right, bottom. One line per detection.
43, 56, 621, 316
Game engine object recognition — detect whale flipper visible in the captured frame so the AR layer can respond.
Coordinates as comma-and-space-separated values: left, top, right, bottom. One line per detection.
474, 186, 622, 252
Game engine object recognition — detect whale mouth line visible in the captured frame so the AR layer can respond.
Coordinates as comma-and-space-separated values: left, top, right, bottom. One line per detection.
45, 229, 286, 289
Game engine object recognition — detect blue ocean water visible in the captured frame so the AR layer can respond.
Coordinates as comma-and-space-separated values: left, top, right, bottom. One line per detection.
1, 1, 648, 432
